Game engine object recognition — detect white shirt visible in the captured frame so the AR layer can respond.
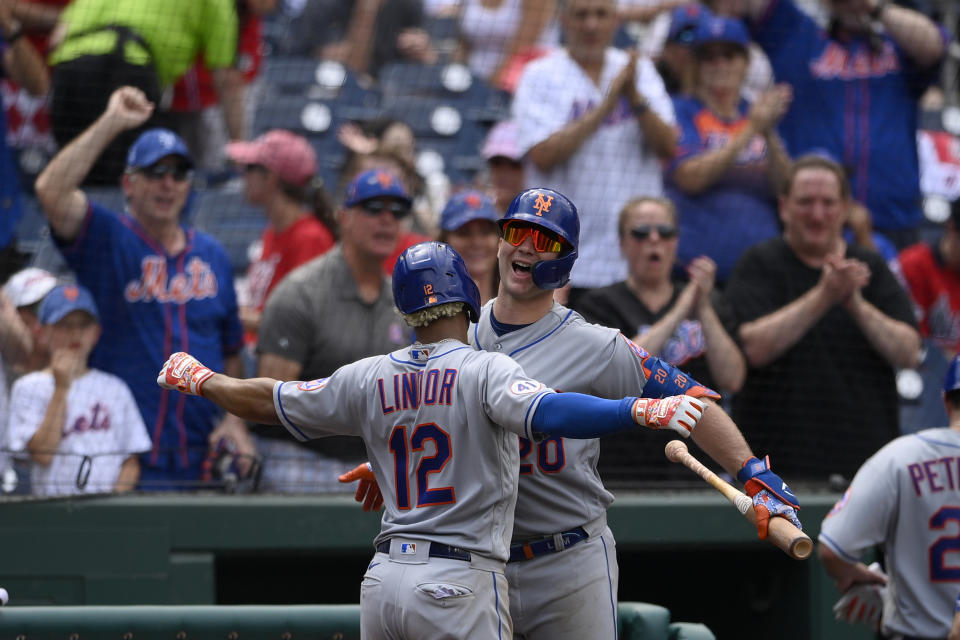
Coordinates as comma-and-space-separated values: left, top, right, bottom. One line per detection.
7, 369, 151, 496
513, 47, 675, 288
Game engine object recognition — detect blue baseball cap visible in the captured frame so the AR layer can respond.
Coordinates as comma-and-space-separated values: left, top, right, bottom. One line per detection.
126, 128, 194, 170
667, 4, 712, 45
440, 190, 499, 231
693, 15, 750, 50
38, 284, 100, 325
343, 169, 411, 208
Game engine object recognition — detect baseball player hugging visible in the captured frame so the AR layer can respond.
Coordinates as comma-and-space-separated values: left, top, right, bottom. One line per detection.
157, 241, 706, 640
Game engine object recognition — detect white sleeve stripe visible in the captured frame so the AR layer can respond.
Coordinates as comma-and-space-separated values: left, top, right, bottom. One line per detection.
522, 390, 553, 439
273, 381, 310, 442
817, 532, 860, 564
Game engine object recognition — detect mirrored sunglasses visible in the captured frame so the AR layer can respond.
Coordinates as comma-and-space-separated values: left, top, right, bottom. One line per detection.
501, 221, 566, 253
359, 200, 411, 219
629, 224, 678, 240
140, 163, 193, 182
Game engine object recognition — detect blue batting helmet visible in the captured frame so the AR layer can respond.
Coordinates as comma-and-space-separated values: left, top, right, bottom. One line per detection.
499, 188, 580, 289
393, 241, 481, 322
944, 354, 960, 395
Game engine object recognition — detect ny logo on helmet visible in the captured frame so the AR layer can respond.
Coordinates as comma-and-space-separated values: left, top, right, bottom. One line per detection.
532, 193, 554, 216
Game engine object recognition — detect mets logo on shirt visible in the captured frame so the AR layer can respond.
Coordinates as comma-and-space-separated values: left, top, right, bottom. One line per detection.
826, 487, 852, 518
297, 378, 329, 391
510, 380, 544, 395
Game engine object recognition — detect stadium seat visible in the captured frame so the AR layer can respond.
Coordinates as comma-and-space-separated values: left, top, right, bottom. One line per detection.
668, 622, 717, 640
378, 62, 509, 124
261, 57, 381, 117
898, 340, 950, 435
190, 186, 266, 274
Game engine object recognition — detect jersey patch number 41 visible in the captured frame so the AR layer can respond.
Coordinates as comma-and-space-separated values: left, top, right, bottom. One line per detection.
510, 380, 544, 395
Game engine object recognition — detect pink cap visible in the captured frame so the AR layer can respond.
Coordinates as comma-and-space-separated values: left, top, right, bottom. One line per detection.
226, 129, 317, 187
482, 120, 521, 162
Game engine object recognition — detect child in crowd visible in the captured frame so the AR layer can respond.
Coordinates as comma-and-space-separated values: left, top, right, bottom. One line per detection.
6, 284, 151, 496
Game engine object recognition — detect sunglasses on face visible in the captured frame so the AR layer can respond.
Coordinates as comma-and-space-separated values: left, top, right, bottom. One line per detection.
500, 221, 566, 253
359, 199, 411, 219
629, 224, 678, 240
140, 163, 193, 182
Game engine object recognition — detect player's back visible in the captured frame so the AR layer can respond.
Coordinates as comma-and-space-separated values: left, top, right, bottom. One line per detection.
821, 427, 960, 637
275, 339, 553, 562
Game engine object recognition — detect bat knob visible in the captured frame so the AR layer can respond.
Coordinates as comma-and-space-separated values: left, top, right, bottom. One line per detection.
665, 440, 688, 463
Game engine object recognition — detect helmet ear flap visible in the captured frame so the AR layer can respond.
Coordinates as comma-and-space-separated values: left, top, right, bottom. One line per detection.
532, 249, 578, 290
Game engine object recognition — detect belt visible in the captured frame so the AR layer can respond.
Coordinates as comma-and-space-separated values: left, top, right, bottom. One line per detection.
376, 540, 472, 562
509, 526, 589, 563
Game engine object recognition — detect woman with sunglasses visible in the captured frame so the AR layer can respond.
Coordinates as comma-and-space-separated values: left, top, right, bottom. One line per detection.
664, 14, 792, 286
572, 196, 745, 484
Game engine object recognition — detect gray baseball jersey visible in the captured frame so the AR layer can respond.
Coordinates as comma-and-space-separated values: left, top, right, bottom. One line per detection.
471, 302, 652, 538
274, 339, 555, 563
819, 428, 960, 638
471, 301, 658, 640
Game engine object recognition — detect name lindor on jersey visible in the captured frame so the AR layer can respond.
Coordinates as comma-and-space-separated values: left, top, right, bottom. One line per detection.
909, 456, 960, 496
378, 368, 458, 415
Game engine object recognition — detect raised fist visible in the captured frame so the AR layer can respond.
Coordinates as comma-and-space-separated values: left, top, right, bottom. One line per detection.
105, 86, 155, 131
158, 352, 214, 396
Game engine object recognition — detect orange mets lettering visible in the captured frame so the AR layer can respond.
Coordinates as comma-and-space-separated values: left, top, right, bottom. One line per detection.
532, 193, 554, 216
125, 256, 219, 303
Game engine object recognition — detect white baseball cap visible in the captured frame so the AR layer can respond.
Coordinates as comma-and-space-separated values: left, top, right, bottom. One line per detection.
3, 268, 58, 308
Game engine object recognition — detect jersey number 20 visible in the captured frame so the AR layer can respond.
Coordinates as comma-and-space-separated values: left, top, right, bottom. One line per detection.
389, 423, 454, 510
930, 506, 960, 581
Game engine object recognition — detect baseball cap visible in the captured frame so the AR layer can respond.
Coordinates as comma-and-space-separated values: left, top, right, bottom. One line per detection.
667, 4, 711, 45
344, 169, 411, 207
3, 267, 57, 308
126, 128, 194, 170
440, 190, 499, 231
693, 15, 750, 50
38, 284, 100, 326
481, 120, 522, 163
945, 354, 960, 395
225, 129, 317, 187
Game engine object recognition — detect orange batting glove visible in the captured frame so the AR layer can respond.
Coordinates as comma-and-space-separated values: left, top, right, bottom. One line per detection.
339, 462, 384, 512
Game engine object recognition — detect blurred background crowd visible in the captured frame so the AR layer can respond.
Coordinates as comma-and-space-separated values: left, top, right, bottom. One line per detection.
0, 0, 958, 496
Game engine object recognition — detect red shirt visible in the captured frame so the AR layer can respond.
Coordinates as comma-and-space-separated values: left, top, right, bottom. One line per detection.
244, 214, 335, 343
171, 14, 263, 112
383, 230, 431, 275
899, 242, 960, 354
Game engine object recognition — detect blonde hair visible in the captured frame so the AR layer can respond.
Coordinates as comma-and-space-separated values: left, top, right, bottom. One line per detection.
400, 302, 467, 327
617, 197, 677, 239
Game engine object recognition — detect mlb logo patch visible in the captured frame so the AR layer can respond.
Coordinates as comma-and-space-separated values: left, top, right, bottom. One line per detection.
400, 543, 417, 554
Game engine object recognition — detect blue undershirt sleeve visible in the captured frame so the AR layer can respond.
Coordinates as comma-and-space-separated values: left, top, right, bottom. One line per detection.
531, 393, 638, 439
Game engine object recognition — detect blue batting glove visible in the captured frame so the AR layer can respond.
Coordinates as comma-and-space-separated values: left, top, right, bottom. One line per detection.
737, 456, 802, 540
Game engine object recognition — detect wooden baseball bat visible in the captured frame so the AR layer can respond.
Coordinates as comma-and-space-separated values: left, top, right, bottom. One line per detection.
665, 440, 812, 560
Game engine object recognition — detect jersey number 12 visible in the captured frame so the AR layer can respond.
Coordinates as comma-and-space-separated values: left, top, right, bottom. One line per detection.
389, 423, 455, 509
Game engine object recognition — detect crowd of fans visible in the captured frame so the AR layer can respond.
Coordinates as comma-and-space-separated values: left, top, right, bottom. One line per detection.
0, 0, 958, 495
